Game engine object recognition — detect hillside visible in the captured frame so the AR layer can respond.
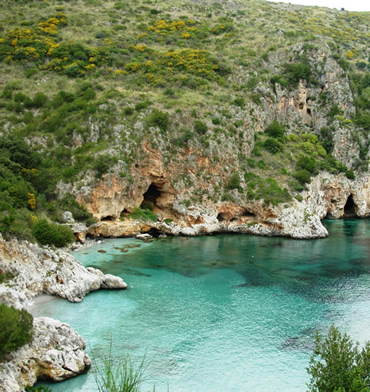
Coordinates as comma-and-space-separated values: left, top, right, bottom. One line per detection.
0, 0, 369, 243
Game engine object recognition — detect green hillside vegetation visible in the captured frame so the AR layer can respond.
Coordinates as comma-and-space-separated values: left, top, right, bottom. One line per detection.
0, 0, 369, 244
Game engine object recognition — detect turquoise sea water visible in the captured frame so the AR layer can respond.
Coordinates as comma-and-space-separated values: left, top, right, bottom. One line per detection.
35, 219, 370, 392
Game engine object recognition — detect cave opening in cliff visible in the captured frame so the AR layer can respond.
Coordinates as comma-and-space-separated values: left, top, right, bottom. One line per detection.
101, 215, 115, 221
141, 184, 161, 210
307, 108, 312, 116
343, 194, 356, 217
217, 213, 226, 222
120, 209, 129, 218
241, 209, 256, 217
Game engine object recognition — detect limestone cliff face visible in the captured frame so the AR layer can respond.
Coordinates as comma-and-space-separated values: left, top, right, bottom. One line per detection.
76, 143, 176, 221
78, 170, 369, 240
0, 317, 90, 392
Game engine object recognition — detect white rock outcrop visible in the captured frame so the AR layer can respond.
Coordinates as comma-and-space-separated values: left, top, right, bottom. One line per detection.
0, 234, 128, 391
0, 317, 90, 392
0, 234, 127, 308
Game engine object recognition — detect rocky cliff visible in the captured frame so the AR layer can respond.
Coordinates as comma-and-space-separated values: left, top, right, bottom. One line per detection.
0, 235, 127, 391
77, 172, 369, 240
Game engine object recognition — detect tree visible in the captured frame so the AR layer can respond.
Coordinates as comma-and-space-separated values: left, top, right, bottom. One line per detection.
0, 304, 34, 359
307, 325, 370, 392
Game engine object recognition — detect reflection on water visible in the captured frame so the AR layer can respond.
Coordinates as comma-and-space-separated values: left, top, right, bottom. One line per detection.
35, 219, 370, 392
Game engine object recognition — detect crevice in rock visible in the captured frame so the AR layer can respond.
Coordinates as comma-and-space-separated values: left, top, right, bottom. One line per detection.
307, 108, 312, 116
230, 217, 238, 222
217, 212, 226, 222
343, 194, 356, 217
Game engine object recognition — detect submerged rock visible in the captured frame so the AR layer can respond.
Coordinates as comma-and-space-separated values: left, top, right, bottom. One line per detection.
0, 317, 90, 392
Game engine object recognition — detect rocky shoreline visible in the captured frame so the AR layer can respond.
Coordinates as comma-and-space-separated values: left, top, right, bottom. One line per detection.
76, 172, 370, 242
0, 235, 127, 392
0, 171, 369, 391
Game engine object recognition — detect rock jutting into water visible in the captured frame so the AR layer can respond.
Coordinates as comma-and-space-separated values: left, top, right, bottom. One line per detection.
0, 317, 90, 392
0, 234, 127, 391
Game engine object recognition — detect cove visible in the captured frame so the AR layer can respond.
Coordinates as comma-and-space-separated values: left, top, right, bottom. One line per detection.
34, 219, 370, 392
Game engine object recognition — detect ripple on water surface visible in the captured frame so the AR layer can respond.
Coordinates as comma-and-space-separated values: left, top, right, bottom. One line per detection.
34, 220, 370, 392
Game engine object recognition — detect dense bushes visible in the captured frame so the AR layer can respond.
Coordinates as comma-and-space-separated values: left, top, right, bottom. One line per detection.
283, 61, 312, 87
264, 138, 283, 154
0, 304, 33, 359
145, 109, 169, 131
294, 169, 311, 185
245, 173, 291, 206
226, 172, 241, 191
296, 155, 317, 173
265, 120, 285, 139
32, 219, 75, 247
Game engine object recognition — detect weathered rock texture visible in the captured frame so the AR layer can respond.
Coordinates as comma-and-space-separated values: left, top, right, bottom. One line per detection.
0, 317, 90, 392
0, 235, 127, 391
78, 171, 369, 240
0, 234, 127, 309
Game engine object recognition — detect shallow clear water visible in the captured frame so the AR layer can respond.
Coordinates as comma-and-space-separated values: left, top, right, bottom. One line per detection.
35, 219, 370, 392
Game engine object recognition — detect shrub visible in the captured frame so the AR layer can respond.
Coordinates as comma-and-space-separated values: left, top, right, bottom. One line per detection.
296, 155, 317, 173
33, 93, 48, 108
319, 127, 334, 153
93, 155, 118, 177
194, 120, 208, 135
60, 195, 95, 223
145, 109, 169, 131
0, 304, 33, 359
264, 138, 283, 154
124, 107, 134, 115
265, 120, 284, 138
270, 75, 288, 88
32, 219, 75, 247
307, 325, 370, 392
294, 169, 311, 185
345, 170, 355, 180
283, 62, 312, 87
227, 172, 241, 191
233, 97, 245, 107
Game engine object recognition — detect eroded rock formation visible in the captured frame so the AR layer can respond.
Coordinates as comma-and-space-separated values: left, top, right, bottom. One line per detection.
0, 317, 90, 392
0, 235, 127, 391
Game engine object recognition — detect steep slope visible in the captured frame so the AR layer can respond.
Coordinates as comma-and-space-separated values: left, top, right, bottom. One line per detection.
0, 0, 368, 241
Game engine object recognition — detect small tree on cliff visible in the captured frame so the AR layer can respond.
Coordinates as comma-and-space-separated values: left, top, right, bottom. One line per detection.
0, 303, 33, 359
307, 325, 370, 392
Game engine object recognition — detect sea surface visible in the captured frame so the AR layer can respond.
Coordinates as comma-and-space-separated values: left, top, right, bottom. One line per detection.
34, 219, 370, 392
